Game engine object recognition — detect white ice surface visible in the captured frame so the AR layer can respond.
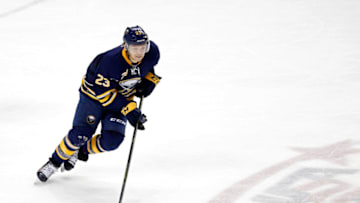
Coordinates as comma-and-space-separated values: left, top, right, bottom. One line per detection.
1, 0, 360, 203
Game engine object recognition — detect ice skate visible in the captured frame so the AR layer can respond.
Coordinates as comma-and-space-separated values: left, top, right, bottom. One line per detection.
61, 150, 89, 172
37, 159, 59, 182
61, 151, 78, 172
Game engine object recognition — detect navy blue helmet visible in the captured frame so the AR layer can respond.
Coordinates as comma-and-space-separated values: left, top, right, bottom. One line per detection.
123, 25, 150, 52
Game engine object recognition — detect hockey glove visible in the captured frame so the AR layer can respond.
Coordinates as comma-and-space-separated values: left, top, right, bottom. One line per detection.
121, 102, 147, 130
135, 72, 161, 98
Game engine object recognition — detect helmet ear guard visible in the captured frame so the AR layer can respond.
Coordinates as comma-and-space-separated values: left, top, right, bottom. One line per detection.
145, 40, 150, 53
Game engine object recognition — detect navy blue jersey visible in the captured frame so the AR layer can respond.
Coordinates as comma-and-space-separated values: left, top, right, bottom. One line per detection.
80, 41, 160, 112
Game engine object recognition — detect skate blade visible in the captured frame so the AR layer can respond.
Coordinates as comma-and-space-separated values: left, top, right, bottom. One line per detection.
34, 178, 41, 185
34, 177, 46, 185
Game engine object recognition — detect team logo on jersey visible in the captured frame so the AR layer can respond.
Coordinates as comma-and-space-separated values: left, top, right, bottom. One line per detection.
121, 69, 129, 80
118, 78, 141, 96
87, 115, 96, 125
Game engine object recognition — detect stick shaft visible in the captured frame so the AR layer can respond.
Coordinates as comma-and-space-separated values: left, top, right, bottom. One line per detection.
119, 97, 144, 203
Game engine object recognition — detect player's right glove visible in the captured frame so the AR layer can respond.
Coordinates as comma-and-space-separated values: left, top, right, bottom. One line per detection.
121, 101, 147, 130
135, 72, 161, 98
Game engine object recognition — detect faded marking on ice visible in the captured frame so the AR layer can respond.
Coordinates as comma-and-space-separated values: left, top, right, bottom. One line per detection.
0, 0, 47, 18
208, 140, 360, 203
252, 168, 358, 203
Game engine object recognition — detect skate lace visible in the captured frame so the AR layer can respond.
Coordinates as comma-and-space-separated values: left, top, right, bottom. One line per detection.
41, 162, 57, 177
68, 151, 79, 166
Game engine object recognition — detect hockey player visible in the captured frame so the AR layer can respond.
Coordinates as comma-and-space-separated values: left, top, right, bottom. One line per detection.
37, 25, 161, 182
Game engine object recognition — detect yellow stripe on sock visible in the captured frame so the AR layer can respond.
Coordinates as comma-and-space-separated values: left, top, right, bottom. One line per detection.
55, 146, 68, 160
87, 141, 93, 154
65, 135, 79, 150
91, 137, 101, 154
60, 139, 75, 156
96, 135, 106, 152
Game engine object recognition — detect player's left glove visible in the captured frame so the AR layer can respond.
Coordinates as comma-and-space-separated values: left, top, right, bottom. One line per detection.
121, 102, 147, 130
135, 72, 161, 98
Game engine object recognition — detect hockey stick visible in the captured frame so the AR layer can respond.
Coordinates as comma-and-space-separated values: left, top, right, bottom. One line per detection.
119, 96, 144, 203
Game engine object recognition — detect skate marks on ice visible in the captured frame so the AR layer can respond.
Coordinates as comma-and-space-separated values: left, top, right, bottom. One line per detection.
209, 140, 360, 203
0, 0, 47, 19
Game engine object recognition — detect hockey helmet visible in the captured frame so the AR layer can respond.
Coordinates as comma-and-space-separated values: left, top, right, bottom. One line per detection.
123, 25, 150, 52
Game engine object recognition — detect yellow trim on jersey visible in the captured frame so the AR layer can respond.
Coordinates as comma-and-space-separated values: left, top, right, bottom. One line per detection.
118, 89, 135, 97
103, 92, 117, 107
96, 89, 116, 99
60, 139, 76, 156
80, 85, 98, 100
119, 77, 141, 84
81, 86, 117, 107
121, 102, 137, 116
122, 48, 142, 66
127, 95, 135, 101
145, 72, 161, 85
82, 77, 96, 95
122, 48, 132, 66
81, 77, 118, 107
120, 89, 136, 97
99, 94, 111, 103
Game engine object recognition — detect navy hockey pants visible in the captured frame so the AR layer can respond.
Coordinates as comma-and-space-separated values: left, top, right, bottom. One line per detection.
51, 93, 127, 165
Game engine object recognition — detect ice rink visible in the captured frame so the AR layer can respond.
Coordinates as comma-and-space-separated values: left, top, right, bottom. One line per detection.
1, 0, 360, 202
